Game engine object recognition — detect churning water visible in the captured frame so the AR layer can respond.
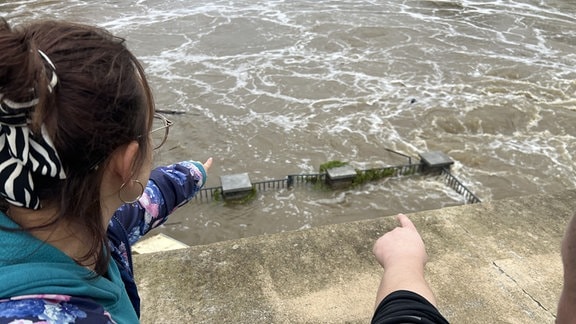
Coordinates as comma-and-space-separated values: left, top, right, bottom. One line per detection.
3, 0, 576, 245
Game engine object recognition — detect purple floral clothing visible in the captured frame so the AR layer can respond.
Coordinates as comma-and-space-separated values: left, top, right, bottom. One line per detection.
0, 295, 114, 324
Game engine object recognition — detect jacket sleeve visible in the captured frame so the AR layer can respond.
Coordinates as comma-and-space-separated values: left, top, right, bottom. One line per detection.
111, 160, 207, 246
0, 295, 116, 324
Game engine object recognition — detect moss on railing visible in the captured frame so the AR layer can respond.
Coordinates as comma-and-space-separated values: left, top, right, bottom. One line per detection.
319, 160, 349, 173
353, 168, 396, 185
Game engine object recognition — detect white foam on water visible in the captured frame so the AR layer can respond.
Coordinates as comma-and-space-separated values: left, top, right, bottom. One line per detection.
7, 0, 576, 244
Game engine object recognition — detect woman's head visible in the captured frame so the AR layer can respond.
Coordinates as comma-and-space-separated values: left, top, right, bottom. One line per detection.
0, 19, 155, 274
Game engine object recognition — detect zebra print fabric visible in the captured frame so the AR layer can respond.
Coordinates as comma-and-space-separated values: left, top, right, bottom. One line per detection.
0, 50, 66, 209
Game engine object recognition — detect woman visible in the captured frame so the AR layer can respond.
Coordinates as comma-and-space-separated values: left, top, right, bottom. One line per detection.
0, 19, 210, 323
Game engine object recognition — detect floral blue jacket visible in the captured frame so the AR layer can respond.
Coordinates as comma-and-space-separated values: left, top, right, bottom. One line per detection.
0, 161, 206, 324
109, 160, 206, 318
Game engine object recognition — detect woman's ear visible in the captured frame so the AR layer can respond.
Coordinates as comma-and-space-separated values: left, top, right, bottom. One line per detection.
110, 140, 140, 182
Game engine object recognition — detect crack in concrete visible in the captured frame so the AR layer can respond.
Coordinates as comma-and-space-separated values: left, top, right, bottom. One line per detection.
492, 261, 552, 315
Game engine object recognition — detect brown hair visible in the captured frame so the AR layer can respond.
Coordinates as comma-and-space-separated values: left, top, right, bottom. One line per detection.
0, 19, 155, 275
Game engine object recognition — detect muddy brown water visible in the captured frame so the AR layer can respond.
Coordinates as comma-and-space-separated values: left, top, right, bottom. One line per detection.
3, 0, 576, 245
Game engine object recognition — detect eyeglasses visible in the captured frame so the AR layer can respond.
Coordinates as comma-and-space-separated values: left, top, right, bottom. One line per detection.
88, 113, 173, 171
150, 113, 173, 150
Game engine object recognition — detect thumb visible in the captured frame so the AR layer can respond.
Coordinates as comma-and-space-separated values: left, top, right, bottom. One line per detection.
396, 213, 416, 229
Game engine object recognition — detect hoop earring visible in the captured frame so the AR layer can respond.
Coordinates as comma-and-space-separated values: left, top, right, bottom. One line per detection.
118, 179, 145, 204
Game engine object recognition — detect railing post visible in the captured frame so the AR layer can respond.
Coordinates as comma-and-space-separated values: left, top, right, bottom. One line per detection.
220, 173, 253, 200
419, 151, 454, 174
325, 165, 357, 189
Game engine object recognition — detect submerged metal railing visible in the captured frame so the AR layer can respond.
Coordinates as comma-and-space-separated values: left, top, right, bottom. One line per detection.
194, 159, 480, 205
441, 168, 482, 204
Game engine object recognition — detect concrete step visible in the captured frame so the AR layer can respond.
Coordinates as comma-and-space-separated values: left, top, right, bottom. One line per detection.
133, 190, 576, 323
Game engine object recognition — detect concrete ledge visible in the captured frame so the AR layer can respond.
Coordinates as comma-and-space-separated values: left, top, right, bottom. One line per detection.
134, 190, 576, 323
